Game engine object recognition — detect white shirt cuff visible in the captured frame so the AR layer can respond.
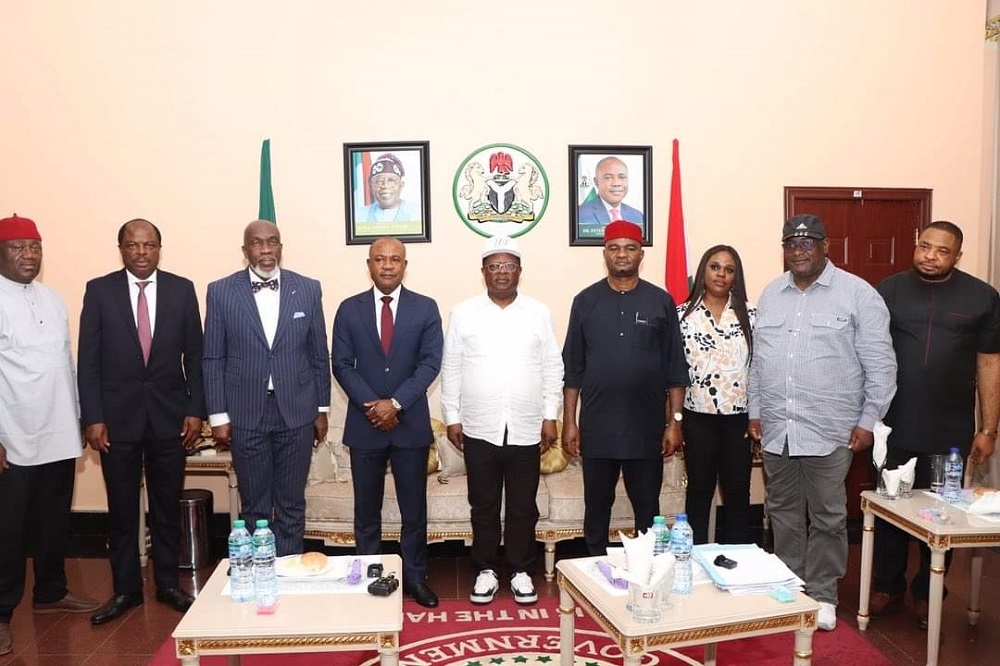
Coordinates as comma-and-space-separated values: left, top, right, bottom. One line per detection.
208, 413, 230, 427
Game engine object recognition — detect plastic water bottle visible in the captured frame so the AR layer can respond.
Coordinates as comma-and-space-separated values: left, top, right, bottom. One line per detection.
670, 512, 694, 595
651, 515, 670, 556
943, 447, 964, 503
252, 519, 278, 613
227, 519, 254, 603
651, 515, 672, 608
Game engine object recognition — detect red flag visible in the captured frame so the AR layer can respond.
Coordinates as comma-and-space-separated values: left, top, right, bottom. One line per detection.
665, 138, 690, 303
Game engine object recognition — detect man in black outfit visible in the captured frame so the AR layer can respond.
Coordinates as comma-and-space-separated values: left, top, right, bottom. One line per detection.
78, 219, 206, 624
562, 220, 689, 555
870, 220, 1000, 628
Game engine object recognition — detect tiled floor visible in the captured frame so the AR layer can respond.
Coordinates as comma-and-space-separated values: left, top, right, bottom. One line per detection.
2, 539, 999, 665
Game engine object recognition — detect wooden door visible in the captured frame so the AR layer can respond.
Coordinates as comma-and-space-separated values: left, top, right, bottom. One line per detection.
785, 187, 932, 520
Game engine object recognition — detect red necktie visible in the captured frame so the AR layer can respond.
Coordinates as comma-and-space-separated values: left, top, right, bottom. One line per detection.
380, 296, 394, 355
610, 207, 621, 221
137, 280, 152, 365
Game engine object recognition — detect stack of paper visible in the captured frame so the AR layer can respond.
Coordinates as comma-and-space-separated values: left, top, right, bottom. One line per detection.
692, 544, 804, 596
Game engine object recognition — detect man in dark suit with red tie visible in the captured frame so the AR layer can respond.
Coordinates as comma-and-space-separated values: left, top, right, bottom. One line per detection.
78, 219, 205, 625
332, 236, 443, 608
203, 220, 331, 557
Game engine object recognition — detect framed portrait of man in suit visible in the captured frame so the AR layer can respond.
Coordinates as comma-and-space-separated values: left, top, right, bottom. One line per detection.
344, 141, 431, 245
569, 145, 652, 247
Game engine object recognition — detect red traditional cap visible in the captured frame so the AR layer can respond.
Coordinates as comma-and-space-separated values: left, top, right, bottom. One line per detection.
603, 219, 643, 244
0, 214, 42, 242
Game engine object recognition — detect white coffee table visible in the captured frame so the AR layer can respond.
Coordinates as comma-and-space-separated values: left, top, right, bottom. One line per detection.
173, 554, 403, 665
857, 490, 1000, 666
556, 557, 819, 666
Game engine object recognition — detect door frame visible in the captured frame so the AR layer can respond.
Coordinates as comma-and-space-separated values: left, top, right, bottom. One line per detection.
785, 186, 932, 239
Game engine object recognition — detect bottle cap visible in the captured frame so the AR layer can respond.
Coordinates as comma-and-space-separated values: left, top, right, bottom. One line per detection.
233, 519, 245, 528
950, 447, 960, 453
256, 519, 269, 528
676, 512, 687, 521
653, 515, 666, 525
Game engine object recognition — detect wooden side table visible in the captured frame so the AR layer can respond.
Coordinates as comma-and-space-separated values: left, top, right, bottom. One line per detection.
857, 490, 1000, 666
556, 556, 818, 666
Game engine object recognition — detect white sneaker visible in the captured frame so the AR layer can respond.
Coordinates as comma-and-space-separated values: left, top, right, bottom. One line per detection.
470, 570, 499, 604
817, 602, 837, 631
510, 571, 537, 605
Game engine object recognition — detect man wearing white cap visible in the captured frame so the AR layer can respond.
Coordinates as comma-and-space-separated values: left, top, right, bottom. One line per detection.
0, 214, 99, 655
441, 236, 563, 605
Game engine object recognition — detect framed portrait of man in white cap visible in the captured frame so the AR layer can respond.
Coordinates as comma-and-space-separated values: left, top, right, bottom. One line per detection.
343, 141, 431, 244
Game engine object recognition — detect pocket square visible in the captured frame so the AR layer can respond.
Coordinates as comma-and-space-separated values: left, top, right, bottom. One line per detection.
293, 311, 306, 319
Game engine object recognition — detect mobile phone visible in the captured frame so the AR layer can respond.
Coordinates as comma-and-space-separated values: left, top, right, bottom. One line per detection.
714, 554, 738, 570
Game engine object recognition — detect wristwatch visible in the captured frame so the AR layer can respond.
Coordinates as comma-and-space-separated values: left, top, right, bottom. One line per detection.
672, 412, 683, 423
979, 428, 997, 439
390, 398, 402, 411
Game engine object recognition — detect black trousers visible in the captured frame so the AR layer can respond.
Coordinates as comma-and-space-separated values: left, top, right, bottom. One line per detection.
582, 456, 662, 555
874, 445, 954, 600
463, 434, 540, 575
100, 429, 185, 594
0, 457, 75, 622
349, 444, 430, 587
681, 410, 752, 544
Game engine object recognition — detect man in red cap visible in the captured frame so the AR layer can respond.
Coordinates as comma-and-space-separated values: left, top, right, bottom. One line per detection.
562, 220, 689, 555
0, 214, 100, 655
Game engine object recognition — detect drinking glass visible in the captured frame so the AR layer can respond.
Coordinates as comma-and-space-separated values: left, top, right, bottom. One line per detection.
899, 477, 914, 498
929, 454, 947, 494
628, 581, 662, 623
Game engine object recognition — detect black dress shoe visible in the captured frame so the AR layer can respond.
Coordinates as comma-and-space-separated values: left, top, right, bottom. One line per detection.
156, 587, 195, 612
90, 593, 144, 625
405, 582, 439, 608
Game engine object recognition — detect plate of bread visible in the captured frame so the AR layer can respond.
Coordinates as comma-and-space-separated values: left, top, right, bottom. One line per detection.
275, 551, 335, 577
967, 487, 1000, 517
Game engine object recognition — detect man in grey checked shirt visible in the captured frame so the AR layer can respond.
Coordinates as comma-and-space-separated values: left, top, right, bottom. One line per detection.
748, 214, 896, 632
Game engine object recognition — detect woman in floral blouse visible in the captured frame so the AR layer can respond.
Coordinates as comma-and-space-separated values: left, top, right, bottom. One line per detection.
676, 245, 756, 544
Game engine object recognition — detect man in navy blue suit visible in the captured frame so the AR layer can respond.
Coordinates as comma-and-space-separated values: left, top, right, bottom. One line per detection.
203, 220, 331, 557
332, 236, 443, 608
577, 156, 645, 240
79, 218, 204, 624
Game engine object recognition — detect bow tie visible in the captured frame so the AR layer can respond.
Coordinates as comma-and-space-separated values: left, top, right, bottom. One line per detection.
251, 278, 279, 293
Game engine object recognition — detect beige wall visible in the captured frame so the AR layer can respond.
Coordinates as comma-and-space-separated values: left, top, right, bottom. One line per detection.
1, 0, 991, 510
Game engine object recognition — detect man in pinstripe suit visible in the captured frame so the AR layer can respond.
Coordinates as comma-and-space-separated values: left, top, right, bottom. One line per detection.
203, 220, 331, 556
332, 236, 443, 608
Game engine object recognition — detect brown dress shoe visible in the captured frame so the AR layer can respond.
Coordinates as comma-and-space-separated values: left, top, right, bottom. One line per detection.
33, 592, 101, 614
869, 591, 903, 617
0, 622, 12, 656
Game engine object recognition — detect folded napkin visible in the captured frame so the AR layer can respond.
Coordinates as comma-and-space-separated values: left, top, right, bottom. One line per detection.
898, 457, 917, 487
872, 421, 892, 471
649, 552, 676, 589
619, 530, 654, 585
880, 457, 917, 497
881, 467, 902, 496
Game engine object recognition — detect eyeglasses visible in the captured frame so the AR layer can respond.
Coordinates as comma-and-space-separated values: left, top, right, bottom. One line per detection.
485, 261, 519, 273
247, 238, 281, 249
782, 238, 818, 252
120, 241, 160, 253
3, 242, 42, 256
